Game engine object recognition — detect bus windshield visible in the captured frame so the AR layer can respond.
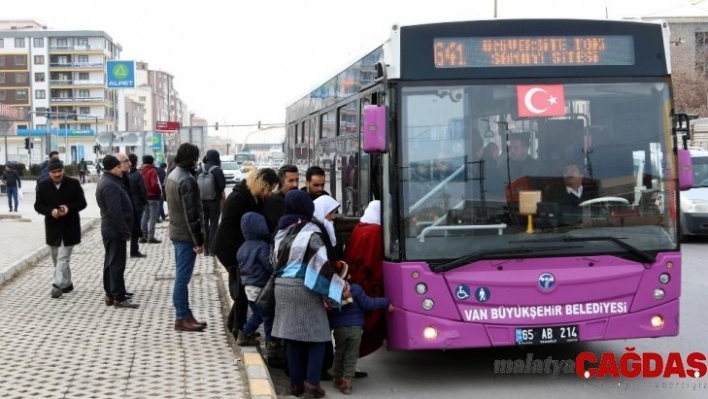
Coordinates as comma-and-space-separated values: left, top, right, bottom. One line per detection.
400, 80, 677, 262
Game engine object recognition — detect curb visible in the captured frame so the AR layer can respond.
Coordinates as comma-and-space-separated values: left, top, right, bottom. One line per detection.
215, 258, 278, 399
0, 217, 100, 288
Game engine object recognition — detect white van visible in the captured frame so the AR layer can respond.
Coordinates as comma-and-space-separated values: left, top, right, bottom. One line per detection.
681, 148, 708, 237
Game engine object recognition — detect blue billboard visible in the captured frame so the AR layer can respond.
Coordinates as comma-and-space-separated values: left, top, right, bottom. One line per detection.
106, 60, 135, 88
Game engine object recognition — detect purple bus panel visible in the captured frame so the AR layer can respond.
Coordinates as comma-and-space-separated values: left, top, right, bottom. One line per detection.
383, 253, 680, 350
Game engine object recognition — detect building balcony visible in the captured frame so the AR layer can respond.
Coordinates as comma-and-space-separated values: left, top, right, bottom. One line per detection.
50, 97, 109, 105
50, 79, 105, 88
49, 62, 104, 70
48, 45, 107, 54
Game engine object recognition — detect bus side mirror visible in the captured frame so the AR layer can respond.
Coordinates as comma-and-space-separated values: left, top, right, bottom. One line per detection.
677, 149, 693, 191
363, 105, 387, 153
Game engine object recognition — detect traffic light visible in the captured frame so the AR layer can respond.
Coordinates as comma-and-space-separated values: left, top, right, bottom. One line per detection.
214, 122, 219, 131
24, 137, 30, 150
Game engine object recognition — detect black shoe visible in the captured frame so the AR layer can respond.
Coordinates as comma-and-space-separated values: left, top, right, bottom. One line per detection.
354, 370, 368, 378
138, 237, 148, 243
62, 284, 74, 293
130, 252, 147, 258
147, 238, 161, 244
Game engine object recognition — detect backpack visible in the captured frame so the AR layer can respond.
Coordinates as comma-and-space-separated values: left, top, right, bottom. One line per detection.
197, 165, 218, 200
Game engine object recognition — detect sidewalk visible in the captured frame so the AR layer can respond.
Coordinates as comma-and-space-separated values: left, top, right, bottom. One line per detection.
0, 217, 272, 399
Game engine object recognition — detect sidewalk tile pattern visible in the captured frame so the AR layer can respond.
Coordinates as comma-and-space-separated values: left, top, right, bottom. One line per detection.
0, 223, 247, 399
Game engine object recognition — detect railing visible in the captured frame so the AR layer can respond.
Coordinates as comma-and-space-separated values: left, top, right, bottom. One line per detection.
49, 45, 103, 51
418, 224, 508, 242
49, 62, 104, 68
49, 80, 105, 86
50, 97, 106, 103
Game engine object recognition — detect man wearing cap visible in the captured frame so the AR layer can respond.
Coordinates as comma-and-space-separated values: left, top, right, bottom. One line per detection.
96, 154, 139, 308
34, 158, 87, 298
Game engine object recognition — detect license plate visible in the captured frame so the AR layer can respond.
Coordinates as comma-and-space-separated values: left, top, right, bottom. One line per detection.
515, 325, 579, 345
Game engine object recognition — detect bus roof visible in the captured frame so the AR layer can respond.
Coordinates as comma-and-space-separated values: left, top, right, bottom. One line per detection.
285, 18, 669, 111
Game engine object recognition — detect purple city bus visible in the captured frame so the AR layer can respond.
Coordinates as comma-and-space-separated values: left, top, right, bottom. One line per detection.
285, 18, 693, 350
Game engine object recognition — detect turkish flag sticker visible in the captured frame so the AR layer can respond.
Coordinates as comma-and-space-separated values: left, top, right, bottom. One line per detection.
517, 85, 566, 118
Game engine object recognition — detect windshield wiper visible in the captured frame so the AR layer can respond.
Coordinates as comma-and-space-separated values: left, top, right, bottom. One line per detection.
431, 245, 579, 272
514, 236, 655, 264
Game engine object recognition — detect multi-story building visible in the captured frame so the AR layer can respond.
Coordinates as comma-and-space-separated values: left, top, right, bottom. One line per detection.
0, 19, 121, 164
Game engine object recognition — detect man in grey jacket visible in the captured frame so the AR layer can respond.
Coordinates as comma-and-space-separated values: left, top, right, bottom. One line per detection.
166, 143, 207, 332
96, 154, 139, 309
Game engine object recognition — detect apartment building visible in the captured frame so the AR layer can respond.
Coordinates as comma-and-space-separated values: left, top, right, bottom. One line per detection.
0, 19, 121, 164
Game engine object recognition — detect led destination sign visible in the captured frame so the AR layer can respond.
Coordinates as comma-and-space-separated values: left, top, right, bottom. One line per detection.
433, 35, 634, 68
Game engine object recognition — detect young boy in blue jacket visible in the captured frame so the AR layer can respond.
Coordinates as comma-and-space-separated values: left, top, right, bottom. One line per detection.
328, 273, 394, 395
237, 212, 273, 346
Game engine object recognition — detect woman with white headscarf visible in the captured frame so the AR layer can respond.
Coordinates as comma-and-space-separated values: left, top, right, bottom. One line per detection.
343, 200, 385, 358
313, 195, 341, 250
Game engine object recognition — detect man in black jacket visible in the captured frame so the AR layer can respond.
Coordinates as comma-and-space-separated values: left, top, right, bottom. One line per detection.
301, 166, 329, 200
126, 153, 148, 258
34, 159, 87, 298
201, 150, 226, 256
263, 165, 300, 231
96, 154, 139, 309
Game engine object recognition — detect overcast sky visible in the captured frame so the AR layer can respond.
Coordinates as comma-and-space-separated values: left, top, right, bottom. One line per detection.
3, 0, 705, 129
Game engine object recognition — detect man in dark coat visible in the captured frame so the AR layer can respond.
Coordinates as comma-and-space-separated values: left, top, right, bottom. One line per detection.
126, 153, 148, 258
263, 165, 300, 231
96, 154, 139, 308
552, 163, 598, 226
201, 149, 226, 256
211, 168, 279, 341
34, 158, 87, 298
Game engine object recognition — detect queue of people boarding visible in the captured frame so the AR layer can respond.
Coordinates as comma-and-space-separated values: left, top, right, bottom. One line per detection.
33, 142, 389, 398
212, 161, 392, 398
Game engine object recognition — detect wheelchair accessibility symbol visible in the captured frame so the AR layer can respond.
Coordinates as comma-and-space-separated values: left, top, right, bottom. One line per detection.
455, 285, 471, 300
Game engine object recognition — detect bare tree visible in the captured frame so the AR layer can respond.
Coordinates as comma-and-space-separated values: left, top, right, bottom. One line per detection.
669, 23, 708, 116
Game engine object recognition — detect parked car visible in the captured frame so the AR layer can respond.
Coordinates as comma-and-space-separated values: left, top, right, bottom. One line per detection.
681, 148, 708, 238
222, 161, 243, 185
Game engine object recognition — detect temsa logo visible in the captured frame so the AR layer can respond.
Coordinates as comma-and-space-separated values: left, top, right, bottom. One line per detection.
576, 348, 708, 379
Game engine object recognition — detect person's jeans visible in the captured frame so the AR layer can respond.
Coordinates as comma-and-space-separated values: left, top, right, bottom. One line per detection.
244, 300, 273, 341
286, 340, 327, 386
103, 237, 128, 301
202, 200, 221, 254
6, 185, 18, 210
172, 239, 196, 319
141, 200, 160, 239
50, 242, 74, 289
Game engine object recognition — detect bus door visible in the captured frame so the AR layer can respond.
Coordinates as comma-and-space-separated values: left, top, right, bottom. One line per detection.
294, 120, 310, 174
